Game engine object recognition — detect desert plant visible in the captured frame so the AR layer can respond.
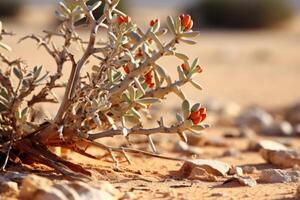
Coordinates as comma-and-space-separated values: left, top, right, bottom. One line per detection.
0, 0, 208, 178
187, 0, 293, 29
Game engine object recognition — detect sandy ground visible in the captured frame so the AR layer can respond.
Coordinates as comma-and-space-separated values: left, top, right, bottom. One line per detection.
1, 5, 300, 200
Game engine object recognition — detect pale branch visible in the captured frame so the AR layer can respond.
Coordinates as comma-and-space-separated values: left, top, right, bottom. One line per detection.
0, 53, 24, 67
85, 139, 186, 162
88, 122, 184, 140
109, 39, 177, 96
144, 79, 187, 99
54, 0, 107, 123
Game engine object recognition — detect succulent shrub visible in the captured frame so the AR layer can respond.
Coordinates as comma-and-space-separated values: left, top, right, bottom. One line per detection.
0, 0, 208, 177
187, 0, 294, 29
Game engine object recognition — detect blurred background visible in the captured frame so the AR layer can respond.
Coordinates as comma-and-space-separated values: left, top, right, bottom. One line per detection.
1, 0, 300, 113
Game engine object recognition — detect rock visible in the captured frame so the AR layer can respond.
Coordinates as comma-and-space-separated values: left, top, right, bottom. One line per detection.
210, 192, 225, 197
224, 175, 257, 187
294, 124, 300, 135
121, 192, 136, 200
222, 102, 241, 118
181, 159, 231, 177
259, 169, 300, 183
239, 127, 256, 138
248, 140, 288, 152
174, 141, 203, 155
223, 148, 241, 157
229, 167, 244, 176
204, 136, 228, 147
20, 174, 53, 199
242, 166, 258, 174
296, 184, 300, 199
261, 121, 293, 136
0, 180, 19, 193
285, 103, 300, 125
20, 175, 118, 200
260, 148, 300, 168
236, 106, 274, 130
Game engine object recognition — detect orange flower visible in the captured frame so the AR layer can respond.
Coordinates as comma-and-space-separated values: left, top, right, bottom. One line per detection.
189, 107, 206, 125
150, 19, 159, 27
116, 15, 131, 25
180, 63, 189, 72
123, 65, 130, 74
144, 70, 155, 88
116, 16, 124, 25
135, 48, 143, 58
179, 14, 193, 31
124, 16, 131, 23
195, 65, 203, 73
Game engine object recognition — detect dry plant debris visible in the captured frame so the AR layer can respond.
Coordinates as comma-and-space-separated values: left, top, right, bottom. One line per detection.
0, 0, 209, 176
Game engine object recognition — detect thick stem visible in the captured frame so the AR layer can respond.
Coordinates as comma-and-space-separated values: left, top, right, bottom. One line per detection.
54, 23, 99, 123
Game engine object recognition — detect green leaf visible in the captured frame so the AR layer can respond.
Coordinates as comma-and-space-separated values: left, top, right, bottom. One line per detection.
182, 100, 191, 119
182, 100, 190, 113
190, 80, 203, 90
0, 102, 7, 112
179, 38, 196, 45
128, 86, 135, 101
134, 78, 146, 95
176, 113, 183, 122
0, 42, 12, 51
191, 103, 201, 112
13, 67, 23, 79
177, 66, 187, 81
55, 10, 67, 21
0, 87, 10, 102
167, 16, 176, 35
153, 70, 161, 88
135, 98, 161, 105
150, 32, 164, 51
58, 1, 71, 16
184, 119, 193, 129
35, 72, 49, 84
155, 64, 167, 78
124, 115, 140, 125
175, 16, 181, 34
175, 52, 189, 61
33, 66, 43, 80
180, 31, 200, 38
88, 0, 102, 11
191, 58, 199, 70
130, 108, 141, 119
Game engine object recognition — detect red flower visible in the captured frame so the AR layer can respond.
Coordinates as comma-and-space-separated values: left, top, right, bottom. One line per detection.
189, 107, 206, 125
116, 15, 131, 25
150, 19, 159, 27
179, 14, 193, 31
124, 16, 131, 23
116, 16, 124, 25
144, 70, 155, 88
195, 65, 203, 73
123, 65, 130, 74
180, 63, 189, 72
135, 47, 143, 58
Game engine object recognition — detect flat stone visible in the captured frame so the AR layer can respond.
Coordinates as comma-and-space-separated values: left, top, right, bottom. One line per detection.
260, 148, 300, 168
185, 159, 231, 177
259, 169, 300, 183
224, 175, 257, 187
